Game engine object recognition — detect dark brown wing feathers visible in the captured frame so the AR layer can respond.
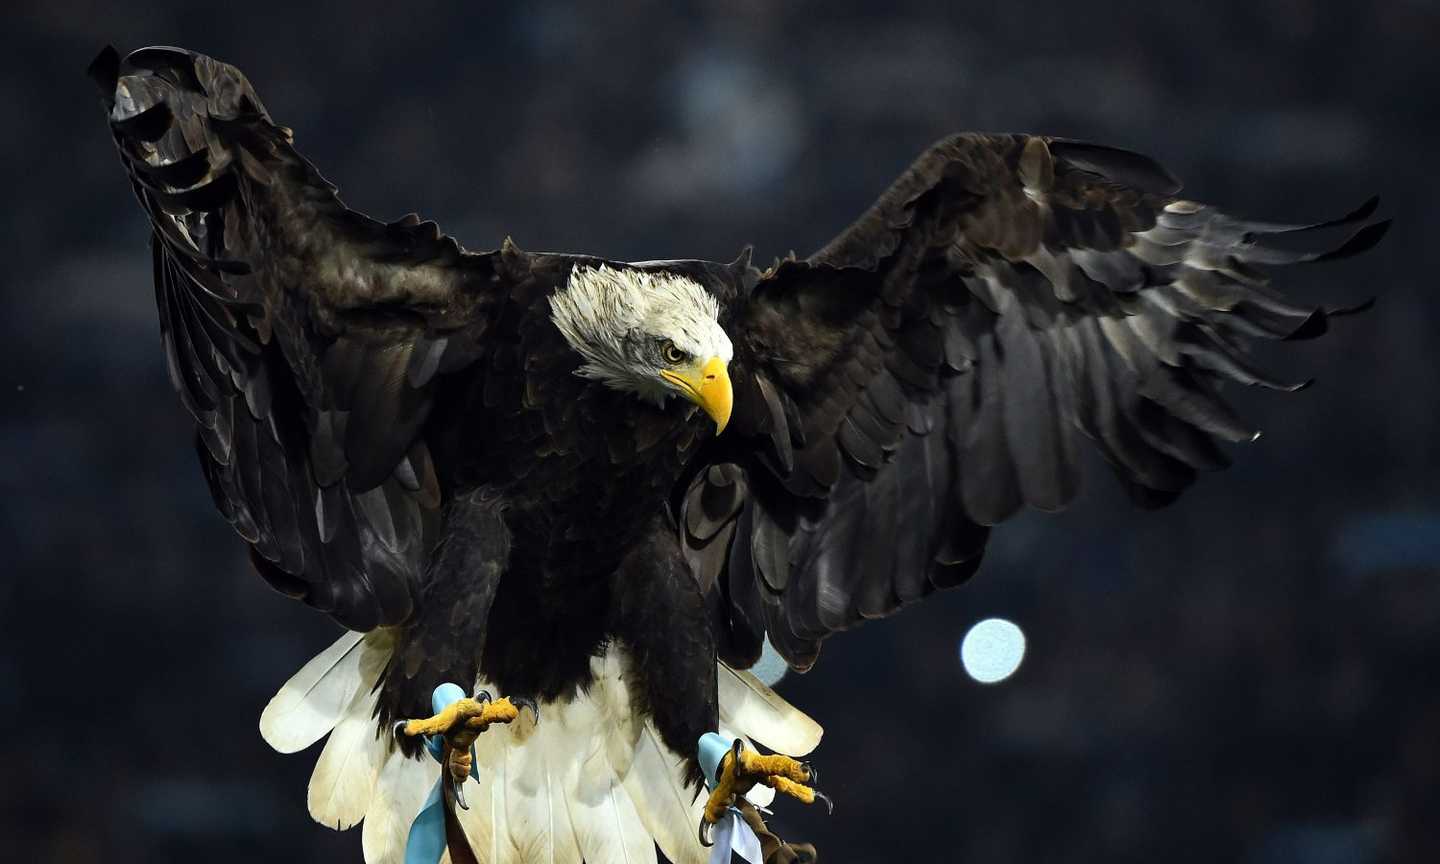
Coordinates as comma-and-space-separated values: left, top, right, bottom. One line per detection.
692, 133, 1387, 671
98, 47, 1387, 683
97, 46, 505, 630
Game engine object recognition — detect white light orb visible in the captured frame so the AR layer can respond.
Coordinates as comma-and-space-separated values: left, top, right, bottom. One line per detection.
960, 618, 1026, 684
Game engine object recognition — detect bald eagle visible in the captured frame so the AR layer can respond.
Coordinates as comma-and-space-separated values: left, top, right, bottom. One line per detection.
93, 45, 1387, 864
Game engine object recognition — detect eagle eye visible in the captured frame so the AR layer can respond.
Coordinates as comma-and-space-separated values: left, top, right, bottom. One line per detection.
661, 340, 687, 365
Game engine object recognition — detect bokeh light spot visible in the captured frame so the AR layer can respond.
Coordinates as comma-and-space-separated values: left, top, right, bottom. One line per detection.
960, 618, 1026, 684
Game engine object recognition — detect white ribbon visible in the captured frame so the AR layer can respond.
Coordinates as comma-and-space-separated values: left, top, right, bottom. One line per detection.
709, 808, 763, 864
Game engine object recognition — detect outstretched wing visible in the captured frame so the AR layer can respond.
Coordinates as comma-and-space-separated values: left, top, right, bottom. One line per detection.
92, 46, 515, 631
685, 133, 1387, 670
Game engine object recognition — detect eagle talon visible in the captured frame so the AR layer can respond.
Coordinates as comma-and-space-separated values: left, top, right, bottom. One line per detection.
511, 695, 540, 725
813, 789, 834, 815
472, 688, 492, 705
451, 776, 469, 810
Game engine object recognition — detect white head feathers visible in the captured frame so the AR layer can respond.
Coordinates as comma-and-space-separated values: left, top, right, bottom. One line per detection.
548, 264, 733, 404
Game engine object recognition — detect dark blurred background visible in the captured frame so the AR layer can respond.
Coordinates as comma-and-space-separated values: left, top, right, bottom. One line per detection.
3, 1, 1438, 862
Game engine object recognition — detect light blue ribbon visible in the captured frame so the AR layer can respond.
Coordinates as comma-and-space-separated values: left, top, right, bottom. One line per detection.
404, 683, 480, 864
697, 732, 763, 864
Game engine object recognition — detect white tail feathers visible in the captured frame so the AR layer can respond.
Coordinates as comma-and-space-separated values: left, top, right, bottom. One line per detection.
260, 633, 823, 864
259, 629, 366, 754
717, 664, 823, 758
307, 634, 393, 829
362, 742, 439, 864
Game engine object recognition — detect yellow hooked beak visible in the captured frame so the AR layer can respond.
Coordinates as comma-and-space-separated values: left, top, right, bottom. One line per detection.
661, 355, 733, 434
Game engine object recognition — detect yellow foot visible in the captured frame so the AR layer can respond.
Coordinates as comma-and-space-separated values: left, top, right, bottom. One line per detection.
398, 692, 534, 739
393, 691, 538, 810
702, 740, 830, 829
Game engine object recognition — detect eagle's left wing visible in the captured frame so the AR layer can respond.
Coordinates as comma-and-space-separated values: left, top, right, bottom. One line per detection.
684, 133, 1387, 671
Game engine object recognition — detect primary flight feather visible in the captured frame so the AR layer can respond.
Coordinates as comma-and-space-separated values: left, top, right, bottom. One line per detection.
92, 44, 1387, 864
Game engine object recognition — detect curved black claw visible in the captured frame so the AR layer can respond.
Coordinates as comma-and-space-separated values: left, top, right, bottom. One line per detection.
512, 696, 540, 725
697, 816, 716, 848
813, 789, 834, 816
451, 776, 469, 811
472, 688, 492, 705
803, 761, 817, 785
392, 720, 410, 741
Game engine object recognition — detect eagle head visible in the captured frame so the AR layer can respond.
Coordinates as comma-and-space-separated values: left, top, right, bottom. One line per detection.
548, 264, 734, 433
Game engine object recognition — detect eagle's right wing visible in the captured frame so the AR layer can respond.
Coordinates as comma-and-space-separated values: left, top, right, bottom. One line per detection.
92, 46, 520, 631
